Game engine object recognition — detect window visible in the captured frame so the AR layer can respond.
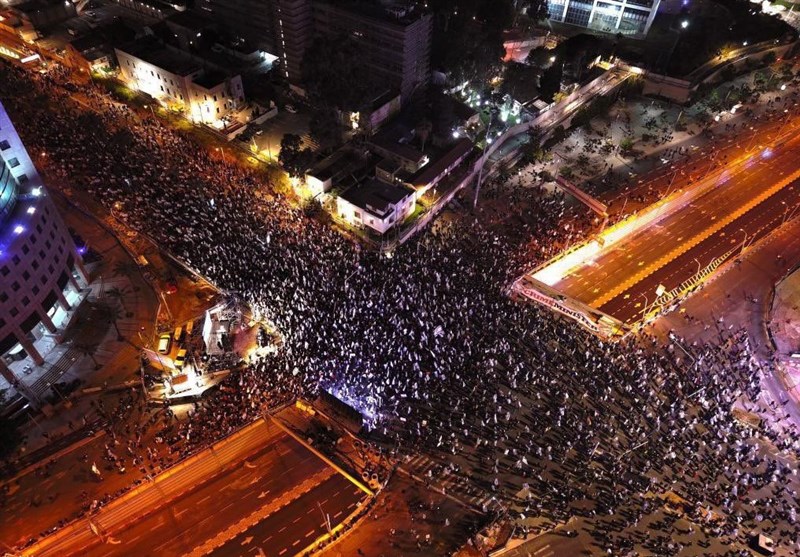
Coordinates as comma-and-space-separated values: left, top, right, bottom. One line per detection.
0, 292, 7, 302
31, 260, 38, 270
32, 285, 39, 295
11, 281, 19, 291
10, 308, 18, 317
7, 157, 19, 168
21, 245, 29, 254
22, 296, 29, 305
22, 270, 30, 281
0, 266, 8, 277
0, 140, 10, 150
12, 255, 20, 265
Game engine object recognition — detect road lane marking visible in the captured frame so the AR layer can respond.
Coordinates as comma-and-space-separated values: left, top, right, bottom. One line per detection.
279, 526, 287, 532
198, 495, 211, 504
534, 545, 552, 555
279, 549, 288, 555
305, 530, 314, 537
292, 540, 301, 546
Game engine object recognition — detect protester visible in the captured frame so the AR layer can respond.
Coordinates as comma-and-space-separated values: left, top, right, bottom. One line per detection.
4, 62, 800, 555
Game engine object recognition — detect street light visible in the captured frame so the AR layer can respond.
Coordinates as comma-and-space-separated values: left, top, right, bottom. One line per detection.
665, 20, 689, 71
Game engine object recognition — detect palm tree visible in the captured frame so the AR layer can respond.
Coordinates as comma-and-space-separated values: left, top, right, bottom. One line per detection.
75, 342, 101, 370
112, 259, 138, 278
104, 303, 125, 341
106, 286, 130, 313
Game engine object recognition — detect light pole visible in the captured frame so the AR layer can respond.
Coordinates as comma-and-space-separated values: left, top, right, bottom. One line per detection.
473, 106, 500, 209
664, 20, 689, 72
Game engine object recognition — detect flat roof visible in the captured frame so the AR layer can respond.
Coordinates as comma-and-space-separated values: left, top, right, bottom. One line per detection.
339, 177, 413, 216
313, 0, 429, 26
117, 39, 201, 76
193, 69, 227, 89
369, 124, 424, 164
409, 138, 473, 188
308, 150, 365, 182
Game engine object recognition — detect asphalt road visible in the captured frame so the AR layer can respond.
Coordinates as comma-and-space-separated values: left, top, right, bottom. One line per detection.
600, 180, 800, 323
210, 473, 365, 557
80, 432, 328, 557
553, 128, 800, 319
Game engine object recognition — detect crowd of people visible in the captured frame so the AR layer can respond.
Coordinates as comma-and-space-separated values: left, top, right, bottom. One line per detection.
4, 60, 800, 555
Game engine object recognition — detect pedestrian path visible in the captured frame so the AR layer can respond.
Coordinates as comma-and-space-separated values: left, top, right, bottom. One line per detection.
401, 454, 504, 514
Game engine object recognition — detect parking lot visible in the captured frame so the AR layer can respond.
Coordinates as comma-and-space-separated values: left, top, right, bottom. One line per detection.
237, 109, 312, 161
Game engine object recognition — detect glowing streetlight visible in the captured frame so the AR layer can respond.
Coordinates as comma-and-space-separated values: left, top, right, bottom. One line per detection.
680, 19, 689, 29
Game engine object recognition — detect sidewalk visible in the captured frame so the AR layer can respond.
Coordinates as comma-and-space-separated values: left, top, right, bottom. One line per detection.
2, 191, 160, 459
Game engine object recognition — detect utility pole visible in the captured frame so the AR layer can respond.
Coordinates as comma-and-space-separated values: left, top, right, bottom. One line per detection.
472, 107, 500, 209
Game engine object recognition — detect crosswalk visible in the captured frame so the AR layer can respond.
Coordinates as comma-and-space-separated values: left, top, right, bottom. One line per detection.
401, 454, 504, 513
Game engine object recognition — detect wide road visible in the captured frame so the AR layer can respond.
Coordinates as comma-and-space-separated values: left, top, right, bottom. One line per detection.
210, 473, 365, 557
600, 180, 800, 323
552, 129, 800, 316
81, 431, 329, 557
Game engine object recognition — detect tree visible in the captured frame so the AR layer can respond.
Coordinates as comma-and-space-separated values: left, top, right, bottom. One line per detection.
279, 134, 314, 178
309, 108, 343, 151
113, 259, 138, 278
538, 63, 563, 103
501, 62, 539, 103
415, 119, 433, 152
619, 137, 635, 154
106, 286, 130, 313
76, 342, 101, 370
301, 36, 377, 111
522, 0, 549, 24
0, 415, 21, 460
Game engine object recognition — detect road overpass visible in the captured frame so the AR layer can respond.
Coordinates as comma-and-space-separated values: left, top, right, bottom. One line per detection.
513, 119, 800, 335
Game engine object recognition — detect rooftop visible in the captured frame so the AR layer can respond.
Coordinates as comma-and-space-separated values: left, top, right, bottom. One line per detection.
193, 69, 227, 89
117, 38, 201, 77
369, 123, 425, 165
313, 0, 429, 26
408, 138, 473, 189
339, 177, 414, 218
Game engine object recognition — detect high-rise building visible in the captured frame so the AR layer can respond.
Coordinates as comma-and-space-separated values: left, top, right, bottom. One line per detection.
196, 0, 432, 100
312, 1, 432, 101
546, 0, 661, 37
0, 102, 89, 397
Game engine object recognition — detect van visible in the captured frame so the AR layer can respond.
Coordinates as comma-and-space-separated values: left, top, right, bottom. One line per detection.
174, 348, 187, 370
173, 326, 184, 346
157, 334, 171, 354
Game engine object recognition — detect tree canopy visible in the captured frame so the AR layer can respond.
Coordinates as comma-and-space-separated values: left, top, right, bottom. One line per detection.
300, 35, 378, 112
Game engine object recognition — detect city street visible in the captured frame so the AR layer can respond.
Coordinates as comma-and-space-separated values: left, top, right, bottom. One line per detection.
19, 419, 368, 557
79, 430, 331, 557
548, 127, 800, 324
211, 473, 364, 557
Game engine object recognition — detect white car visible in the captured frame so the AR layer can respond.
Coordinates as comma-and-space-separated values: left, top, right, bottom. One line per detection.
284, 104, 298, 114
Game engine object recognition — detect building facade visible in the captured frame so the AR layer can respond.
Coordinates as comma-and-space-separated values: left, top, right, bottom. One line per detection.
546, 0, 661, 36
0, 102, 88, 391
312, 1, 432, 100
115, 40, 245, 126
195, 0, 432, 98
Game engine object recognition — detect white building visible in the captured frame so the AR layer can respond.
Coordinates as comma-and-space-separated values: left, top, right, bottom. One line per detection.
337, 178, 415, 235
115, 39, 245, 126
0, 102, 89, 397
546, 0, 661, 36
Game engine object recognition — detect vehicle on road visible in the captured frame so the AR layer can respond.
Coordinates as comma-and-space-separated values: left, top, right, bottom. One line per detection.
157, 334, 171, 354
174, 348, 187, 370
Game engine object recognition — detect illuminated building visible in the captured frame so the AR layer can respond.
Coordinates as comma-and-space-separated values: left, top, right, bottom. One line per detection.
196, 0, 432, 100
546, 0, 661, 36
0, 102, 89, 393
115, 39, 245, 126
